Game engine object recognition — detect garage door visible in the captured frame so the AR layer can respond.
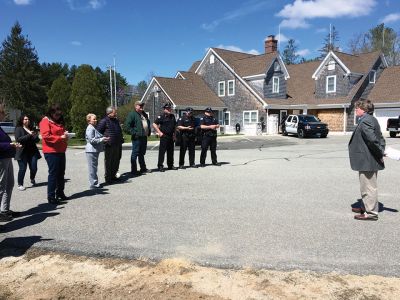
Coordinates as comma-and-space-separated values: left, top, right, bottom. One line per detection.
374, 108, 400, 132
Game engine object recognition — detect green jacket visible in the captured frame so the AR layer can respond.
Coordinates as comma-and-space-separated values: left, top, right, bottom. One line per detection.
125, 111, 151, 139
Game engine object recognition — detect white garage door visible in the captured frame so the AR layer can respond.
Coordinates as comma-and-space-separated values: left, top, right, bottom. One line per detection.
374, 108, 400, 132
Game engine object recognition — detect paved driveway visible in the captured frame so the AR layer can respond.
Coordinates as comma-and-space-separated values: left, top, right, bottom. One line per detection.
2, 135, 400, 276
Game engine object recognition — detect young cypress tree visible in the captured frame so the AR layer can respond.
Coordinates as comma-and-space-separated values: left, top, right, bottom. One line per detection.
0, 22, 45, 121
70, 65, 107, 137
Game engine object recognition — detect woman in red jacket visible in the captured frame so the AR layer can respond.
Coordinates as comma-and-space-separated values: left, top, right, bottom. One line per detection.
40, 104, 69, 204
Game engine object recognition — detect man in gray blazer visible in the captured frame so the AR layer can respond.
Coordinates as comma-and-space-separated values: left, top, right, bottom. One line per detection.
348, 99, 385, 221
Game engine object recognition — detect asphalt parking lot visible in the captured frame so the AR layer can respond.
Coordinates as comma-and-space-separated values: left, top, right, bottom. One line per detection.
2, 134, 400, 276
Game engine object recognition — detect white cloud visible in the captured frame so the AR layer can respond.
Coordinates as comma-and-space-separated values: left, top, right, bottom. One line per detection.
71, 41, 82, 46
381, 13, 400, 24
202, 0, 271, 31
14, 0, 32, 5
277, 0, 377, 29
296, 49, 311, 56
215, 45, 260, 55
67, 0, 105, 11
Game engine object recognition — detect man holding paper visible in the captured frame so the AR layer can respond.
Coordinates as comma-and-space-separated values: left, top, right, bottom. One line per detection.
348, 99, 385, 221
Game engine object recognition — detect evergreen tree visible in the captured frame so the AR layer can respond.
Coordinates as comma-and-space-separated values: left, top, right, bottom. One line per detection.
70, 65, 107, 137
319, 25, 340, 59
0, 22, 45, 121
282, 39, 300, 65
136, 80, 148, 96
47, 75, 72, 129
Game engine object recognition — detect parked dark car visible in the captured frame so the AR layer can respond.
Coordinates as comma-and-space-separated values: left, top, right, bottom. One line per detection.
282, 114, 329, 138
175, 117, 203, 146
387, 116, 400, 137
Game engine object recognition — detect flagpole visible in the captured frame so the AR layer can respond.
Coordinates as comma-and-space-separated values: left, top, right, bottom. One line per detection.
109, 65, 113, 107
113, 56, 117, 109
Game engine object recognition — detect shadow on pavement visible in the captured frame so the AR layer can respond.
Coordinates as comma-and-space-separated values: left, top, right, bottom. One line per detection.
68, 188, 109, 200
0, 236, 52, 259
351, 200, 398, 213
0, 212, 59, 233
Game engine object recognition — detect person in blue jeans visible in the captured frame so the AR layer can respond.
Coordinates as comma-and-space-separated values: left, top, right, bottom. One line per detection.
125, 101, 151, 176
14, 114, 41, 191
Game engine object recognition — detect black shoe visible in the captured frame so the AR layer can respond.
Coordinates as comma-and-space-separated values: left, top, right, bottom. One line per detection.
5, 210, 21, 218
190, 164, 198, 168
168, 166, 178, 170
158, 167, 165, 172
140, 169, 152, 174
48, 197, 58, 204
131, 171, 141, 177
200, 164, 206, 167
178, 165, 185, 169
0, 212, 12, 222
212, 162, 221, 166
56, 193, 69, 201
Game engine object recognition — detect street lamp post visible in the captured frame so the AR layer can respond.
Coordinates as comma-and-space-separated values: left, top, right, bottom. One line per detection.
153, 86, 160, 122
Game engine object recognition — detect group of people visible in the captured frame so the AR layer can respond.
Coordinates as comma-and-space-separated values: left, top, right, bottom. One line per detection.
0, 98, 388, 222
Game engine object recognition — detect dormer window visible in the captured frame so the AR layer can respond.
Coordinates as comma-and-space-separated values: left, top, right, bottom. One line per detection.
210, 54, 215, 64
326, 75, 336, 93
274, 63, 281, 72
272, 76, 279, 93
328, 60, 335, 71
369, 70, 376, 83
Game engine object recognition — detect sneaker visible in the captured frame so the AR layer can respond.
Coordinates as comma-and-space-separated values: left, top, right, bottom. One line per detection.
115, 172, 121, 179
0, 212, 12, 222
90, 184, 101, 189
30, 179, 36, 186
17, 185, 26, 191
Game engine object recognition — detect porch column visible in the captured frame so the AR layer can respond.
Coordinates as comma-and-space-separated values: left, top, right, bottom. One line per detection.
343, 106, 347, 133
266, 108, 269, 134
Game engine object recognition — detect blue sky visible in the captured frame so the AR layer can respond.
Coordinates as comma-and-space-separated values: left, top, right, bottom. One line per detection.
0, 0, 399, 85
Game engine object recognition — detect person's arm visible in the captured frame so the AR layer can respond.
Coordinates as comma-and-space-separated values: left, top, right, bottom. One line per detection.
97, 118, 106, 134
86, 126, 104, 145
360, 118, 385, 159
15, 127, 31, 144
152, 116, 164, 137
40, 118, 63, 145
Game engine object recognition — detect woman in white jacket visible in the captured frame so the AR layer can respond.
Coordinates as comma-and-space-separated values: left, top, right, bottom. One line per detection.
85, 114, 109, 189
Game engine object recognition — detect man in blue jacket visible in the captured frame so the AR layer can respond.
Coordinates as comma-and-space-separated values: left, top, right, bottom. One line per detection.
125, 101, 151, 176
348, 99, 385, 221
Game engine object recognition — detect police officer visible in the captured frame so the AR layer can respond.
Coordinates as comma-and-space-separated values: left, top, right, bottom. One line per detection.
200, 107, 220, 167
153, 103, 178, 172
177, 107, 197, 169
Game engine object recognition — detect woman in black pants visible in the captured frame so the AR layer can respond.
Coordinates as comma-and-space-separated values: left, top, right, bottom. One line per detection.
14, 115, 41, 191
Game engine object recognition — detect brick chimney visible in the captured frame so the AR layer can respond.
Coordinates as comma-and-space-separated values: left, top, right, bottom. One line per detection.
265, 35, 278, 54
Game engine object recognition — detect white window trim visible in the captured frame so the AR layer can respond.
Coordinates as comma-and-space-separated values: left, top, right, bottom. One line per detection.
369, 70, 376, 83
210, 54, 215, 64
227, 80, 235, 96
243, 110, 258, 125
218, 81, 225, 97
326, 75, 336, 93
272, 76, 279, 93
224, 111, 231, 126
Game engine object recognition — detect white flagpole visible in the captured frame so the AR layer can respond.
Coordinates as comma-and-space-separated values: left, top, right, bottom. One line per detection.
113, 56, 117, 109
109, 66, 113, 107
329, 23, 332, 50
278, 25, 281, 52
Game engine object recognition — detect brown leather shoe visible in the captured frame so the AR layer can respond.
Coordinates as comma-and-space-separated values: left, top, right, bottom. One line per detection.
352, 207, 365, 213
354, 214, 378, 221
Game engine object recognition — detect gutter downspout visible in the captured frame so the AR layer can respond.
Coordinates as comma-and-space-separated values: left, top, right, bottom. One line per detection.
266, 108, 269, 134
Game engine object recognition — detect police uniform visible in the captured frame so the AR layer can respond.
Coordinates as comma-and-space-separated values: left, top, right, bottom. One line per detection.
154, 103, 177, 170
177, 108, 196, 168
200, 108, 220, 166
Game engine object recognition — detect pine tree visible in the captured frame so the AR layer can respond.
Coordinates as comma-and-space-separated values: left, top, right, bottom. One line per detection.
47, 75, 72, 129
70, 65, 107, 137
0, 22, 45, 121
282, 39, 300, 65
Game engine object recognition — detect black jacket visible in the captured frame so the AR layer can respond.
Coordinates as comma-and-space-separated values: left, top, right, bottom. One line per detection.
14, 126, 41, 161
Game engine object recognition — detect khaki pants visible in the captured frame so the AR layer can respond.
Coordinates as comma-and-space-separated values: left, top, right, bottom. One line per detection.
359, 171, 379, 216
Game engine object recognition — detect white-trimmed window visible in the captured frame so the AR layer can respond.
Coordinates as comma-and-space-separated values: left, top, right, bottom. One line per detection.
326, 75, 336, 93
210, 54, 215, 64
327, 60, 335, 71
243, 110, 258, 125
224, 111, 230, 126
227, 80, 235, 96
218, 81, 225, 97
369, 70, 376, 83
272, 76, 279, 93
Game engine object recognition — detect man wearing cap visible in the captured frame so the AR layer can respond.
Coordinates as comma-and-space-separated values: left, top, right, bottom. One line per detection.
153, 103, 178, 172
125, 101, 152, 176
177, 107, 197, 169
200, 107, 220, 167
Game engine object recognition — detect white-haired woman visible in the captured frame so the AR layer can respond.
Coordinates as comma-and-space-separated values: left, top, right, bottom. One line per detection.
85, 113, 109, 189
